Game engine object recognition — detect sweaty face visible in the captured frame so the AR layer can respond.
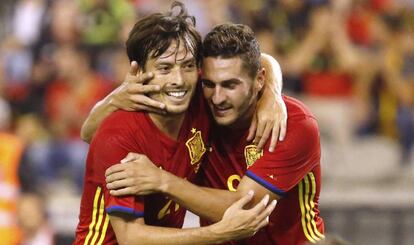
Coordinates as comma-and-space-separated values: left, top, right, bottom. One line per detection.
201, 57, 263, 127
144, 41, 198, 115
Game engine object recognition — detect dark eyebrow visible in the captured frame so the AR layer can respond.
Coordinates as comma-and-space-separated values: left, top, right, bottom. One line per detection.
155, 57, 195, 66
200, 78, 213, 83
201, 78, 242, 86
200, 78, 215, 87
154, 61, 174, 66
181, 57, 196, 64
221, 79, 242, 86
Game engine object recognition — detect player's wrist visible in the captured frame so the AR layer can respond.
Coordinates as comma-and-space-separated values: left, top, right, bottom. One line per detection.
106, 92, 121, 111
205, 222, 230, 244
158, 169, 172, 193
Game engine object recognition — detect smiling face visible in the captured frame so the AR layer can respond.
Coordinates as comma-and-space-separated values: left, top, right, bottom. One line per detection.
201, 56, 264, 127
144, 40, 198, 115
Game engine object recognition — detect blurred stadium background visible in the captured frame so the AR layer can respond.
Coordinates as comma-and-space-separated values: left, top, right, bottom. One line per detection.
0, 0, 413, 244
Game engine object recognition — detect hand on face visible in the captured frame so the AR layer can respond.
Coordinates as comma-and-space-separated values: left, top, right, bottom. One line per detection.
109, 61, 167, 114
105, 152, 165, 196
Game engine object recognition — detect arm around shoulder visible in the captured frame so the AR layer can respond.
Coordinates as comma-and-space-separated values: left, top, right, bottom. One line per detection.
80, 94, 118, 143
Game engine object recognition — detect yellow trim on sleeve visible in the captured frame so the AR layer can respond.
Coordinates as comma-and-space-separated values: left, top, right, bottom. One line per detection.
97, 213, 110, 245
299, 180, 317, 243
298, 173, 324, 243
90, 195, 106, 244
84, 187, 102, 245
308, 172, 325, 239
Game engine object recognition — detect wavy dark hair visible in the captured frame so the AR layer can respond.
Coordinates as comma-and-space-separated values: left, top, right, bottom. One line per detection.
203, 23, 261, 78
126, 1, 202, 70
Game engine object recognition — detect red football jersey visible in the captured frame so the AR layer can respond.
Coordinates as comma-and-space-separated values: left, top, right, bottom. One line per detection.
74, 93, 210, 245
202, 95, 325, 245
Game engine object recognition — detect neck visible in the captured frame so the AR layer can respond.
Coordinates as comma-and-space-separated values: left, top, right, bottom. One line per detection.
149, 112, 186, 140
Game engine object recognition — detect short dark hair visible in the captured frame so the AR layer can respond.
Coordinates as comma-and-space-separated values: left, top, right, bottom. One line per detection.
203, 23, 261, 78
126, 1, 202, 69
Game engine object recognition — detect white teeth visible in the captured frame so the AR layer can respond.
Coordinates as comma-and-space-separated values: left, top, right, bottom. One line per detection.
167, 91, 186, 97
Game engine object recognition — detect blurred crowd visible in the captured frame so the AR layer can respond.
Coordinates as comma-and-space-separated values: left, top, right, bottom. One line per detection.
0, 0, 413, 244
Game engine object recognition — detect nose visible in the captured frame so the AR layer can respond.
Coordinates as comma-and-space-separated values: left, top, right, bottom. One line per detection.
212, 86, 225, 105
171, 68, 184, 86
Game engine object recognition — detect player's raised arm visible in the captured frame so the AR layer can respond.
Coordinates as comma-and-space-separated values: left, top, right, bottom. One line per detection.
248, 53, 287, 152
109, 192, 275, 245
80, 61, 165, 143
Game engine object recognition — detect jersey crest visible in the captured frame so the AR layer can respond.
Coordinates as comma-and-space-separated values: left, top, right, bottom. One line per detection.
185, 128, 206, 166
244, 144, 263, 168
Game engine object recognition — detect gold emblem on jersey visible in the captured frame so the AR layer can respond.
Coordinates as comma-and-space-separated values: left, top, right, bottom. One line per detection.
185, 128, 206, 166
244, 144, 263, 168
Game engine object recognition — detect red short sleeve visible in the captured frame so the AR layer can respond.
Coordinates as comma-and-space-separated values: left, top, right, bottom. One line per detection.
89, 114, 145, 217
246, 116, 321, 196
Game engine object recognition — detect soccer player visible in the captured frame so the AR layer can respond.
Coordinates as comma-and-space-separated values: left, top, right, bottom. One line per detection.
74, 3, 277, 245
105, 23, 325, 245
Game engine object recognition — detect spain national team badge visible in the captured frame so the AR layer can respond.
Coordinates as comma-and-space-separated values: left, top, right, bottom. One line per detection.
186, 128, 206, 166
244, 144, 263, 168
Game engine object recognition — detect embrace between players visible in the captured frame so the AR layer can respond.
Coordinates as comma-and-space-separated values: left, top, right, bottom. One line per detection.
74, 2, 324, 245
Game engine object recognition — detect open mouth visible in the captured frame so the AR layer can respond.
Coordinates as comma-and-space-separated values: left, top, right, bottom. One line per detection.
166, 91, 187, 98
164, 90, 189, 103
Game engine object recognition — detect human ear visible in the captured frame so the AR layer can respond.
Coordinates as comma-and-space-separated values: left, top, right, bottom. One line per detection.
256, 68, 265, 91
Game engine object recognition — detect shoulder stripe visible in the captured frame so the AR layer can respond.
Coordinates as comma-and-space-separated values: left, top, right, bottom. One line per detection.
84, 187, 102, 245
298, 173, 324, 243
